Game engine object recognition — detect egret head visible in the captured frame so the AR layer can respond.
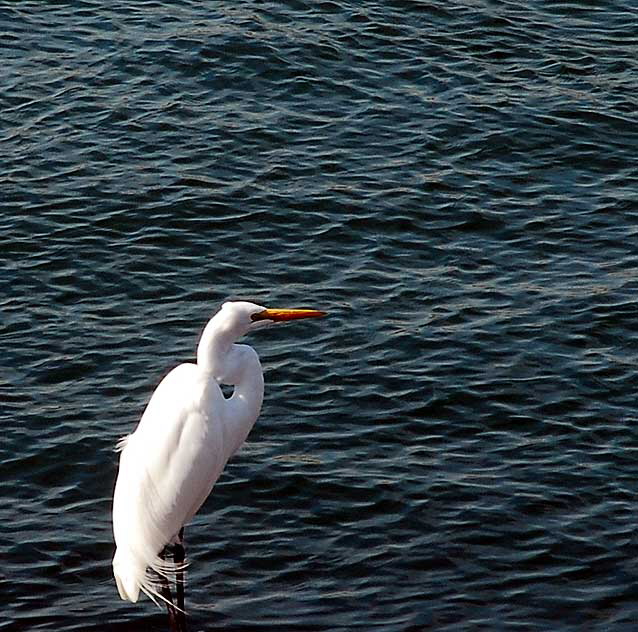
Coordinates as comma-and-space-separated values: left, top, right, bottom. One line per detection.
198, 301, 326, 376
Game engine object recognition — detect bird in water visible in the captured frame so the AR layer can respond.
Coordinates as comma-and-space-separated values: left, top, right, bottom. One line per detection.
112, 301, 326, 631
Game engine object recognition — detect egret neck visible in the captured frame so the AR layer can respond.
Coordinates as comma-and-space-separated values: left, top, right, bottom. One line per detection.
196, 309, 264, 455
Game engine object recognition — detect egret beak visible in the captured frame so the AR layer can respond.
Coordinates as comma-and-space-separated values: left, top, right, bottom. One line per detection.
251, 308, 327, 323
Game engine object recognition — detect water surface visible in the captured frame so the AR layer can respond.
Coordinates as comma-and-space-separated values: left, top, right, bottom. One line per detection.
3, 2, 638, 630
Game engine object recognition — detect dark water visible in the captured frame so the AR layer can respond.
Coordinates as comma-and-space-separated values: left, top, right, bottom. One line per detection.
3, 1, 638, 630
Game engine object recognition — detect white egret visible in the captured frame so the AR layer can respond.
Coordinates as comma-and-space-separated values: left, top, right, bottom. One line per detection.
112, 301, 325, 630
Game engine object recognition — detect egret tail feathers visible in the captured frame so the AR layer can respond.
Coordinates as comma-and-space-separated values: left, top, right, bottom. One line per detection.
140, 557, 189, 614
113, 549, 188, 610
113, 553, 143, 602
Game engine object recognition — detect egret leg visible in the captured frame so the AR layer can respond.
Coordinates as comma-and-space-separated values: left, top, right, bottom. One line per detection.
174, 527, 186, 628
158, 568, 180, 632
158, 545, 184, 632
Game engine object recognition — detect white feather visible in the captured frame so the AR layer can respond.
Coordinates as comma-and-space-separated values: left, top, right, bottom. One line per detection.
112, 302, 268, 606
111, 302, 324, 608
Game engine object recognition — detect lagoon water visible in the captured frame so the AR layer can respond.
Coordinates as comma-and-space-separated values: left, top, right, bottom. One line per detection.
3, 2, 638, 630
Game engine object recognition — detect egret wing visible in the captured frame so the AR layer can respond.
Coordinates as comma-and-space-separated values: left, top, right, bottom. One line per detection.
112, 363, 226, 602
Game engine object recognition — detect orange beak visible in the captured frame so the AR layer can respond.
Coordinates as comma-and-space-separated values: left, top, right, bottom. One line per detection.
251, 308, 327, 322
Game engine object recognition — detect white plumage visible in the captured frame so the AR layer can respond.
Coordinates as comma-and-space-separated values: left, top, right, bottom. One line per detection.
111, 301, 324, 608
